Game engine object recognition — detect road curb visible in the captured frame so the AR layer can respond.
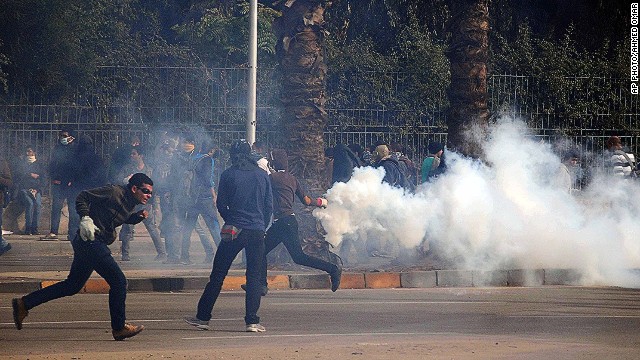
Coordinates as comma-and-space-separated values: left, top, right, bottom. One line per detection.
2, 268, 635, 293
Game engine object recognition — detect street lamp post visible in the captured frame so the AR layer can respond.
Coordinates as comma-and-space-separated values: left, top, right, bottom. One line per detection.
246, 0, 257, 145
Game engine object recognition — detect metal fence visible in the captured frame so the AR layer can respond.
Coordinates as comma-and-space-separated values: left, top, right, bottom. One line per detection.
1, 67, 639, 181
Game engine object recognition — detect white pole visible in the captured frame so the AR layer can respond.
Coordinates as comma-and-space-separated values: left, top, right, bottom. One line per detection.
246, 0, 258, 145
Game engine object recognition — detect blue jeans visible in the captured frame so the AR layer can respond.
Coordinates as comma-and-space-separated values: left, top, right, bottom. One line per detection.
196, 229, 265, 325
180, 197, 219, 261
21, 236, 128, 330
18, 189, 42, 233
49, 183, 74, 235
159, 192, 181, 260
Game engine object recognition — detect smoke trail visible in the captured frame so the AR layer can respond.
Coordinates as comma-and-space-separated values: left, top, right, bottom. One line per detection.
314, 117, 640, 287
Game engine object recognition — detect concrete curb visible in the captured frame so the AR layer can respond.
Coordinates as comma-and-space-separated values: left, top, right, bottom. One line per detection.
1, 268, 625, 293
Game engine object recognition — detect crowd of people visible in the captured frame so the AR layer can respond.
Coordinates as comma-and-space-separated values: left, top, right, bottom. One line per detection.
5, 132, 343, 340
1, 131, 640, 341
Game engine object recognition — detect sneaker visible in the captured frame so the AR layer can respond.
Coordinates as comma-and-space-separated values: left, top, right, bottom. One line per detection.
0, 243, 12, 256
121, 255, 130, 261
154, 253, 167, 261
184, 316, 210, 330
112, 323, 144, 341
180, 258, 193, 265
47, 232, 58, 239
330, 267, 342, 292
246, 323, 266, 332
240, 283, 269, 296
12, 297, 28, 330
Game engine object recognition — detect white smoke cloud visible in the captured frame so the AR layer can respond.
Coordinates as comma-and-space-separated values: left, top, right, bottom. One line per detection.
314, 118, 640, 287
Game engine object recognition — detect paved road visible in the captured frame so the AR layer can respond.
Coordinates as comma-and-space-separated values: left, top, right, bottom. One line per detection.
1, 287, 639, 359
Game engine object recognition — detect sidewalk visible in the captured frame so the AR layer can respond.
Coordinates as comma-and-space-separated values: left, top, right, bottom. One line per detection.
0, 232, 598, 294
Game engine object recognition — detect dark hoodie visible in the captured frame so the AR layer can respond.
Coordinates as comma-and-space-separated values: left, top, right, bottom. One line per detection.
377, 157, 405, 188
72, 135, 106, 191
331, 143, 362, 184
49, 137, 76, 185
216, 149, 273, 231
269, 149, 309, 219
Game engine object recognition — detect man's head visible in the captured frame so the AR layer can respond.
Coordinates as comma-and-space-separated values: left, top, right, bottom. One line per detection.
129, 135, 141, 147
229, 139, 253, 166
428, 142, 444, 157
606, 136, 622, 150
230, 139, 252, 156
128, 173, 153, 205
25, 145, 37, 163
252, 141, 266, 154
374, 144, 390, 162
59, 130, 74, 146
181, 134, 196, 154
562, 150, 580, 167
130, 146, 145, 164
270, 149, 289, 171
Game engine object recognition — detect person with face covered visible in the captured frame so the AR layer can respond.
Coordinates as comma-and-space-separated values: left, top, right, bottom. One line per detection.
11, 173, 154, 340
47, 130, 76, 239
243, 149, 341, 295
184, 139, 272, 333
173, 138, 219, 265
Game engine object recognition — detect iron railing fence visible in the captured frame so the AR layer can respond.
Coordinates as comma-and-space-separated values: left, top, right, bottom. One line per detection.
1, 68, 639, 192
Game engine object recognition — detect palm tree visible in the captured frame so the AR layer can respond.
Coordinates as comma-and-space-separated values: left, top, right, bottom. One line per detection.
273, 0, 328, 181
273, 0, 330, 259
445, 0, 490, 158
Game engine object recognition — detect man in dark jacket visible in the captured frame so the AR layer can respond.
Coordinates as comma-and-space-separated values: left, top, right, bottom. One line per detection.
47, 130, 76, 239
0, 156, 13, 255
171, 136, 216, 265
184, 139, 273, 333
374, 144, 406, 188
331, 143, 362, 184
11, 173, 153, 341
258, 149, 341, 293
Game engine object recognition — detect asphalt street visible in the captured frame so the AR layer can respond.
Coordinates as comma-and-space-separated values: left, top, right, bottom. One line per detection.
1, 287, 639, 359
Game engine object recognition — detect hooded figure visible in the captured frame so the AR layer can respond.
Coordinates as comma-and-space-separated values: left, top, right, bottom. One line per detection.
73, 135, 106, 191
331, 143, 362, 184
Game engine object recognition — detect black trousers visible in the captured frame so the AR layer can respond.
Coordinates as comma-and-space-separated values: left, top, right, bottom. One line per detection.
263, 214, 338, 285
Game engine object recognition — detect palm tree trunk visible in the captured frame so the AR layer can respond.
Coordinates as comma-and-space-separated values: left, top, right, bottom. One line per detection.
446, 0, 490, 158
274, 0, 328, 181
274, 0, 331, 260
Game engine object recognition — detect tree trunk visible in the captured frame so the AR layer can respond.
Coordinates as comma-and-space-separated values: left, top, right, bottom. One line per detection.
274, 0, 328, 180
446, 0, 490, 158
273, 0, 330, 260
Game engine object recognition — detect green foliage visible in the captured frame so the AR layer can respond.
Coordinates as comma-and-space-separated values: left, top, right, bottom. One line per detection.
172, 1, 279, 67
325, 9, 450, 131
490, 21, 631, 133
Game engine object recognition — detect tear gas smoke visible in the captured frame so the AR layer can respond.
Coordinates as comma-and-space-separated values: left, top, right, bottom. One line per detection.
314, 118, 640, 287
